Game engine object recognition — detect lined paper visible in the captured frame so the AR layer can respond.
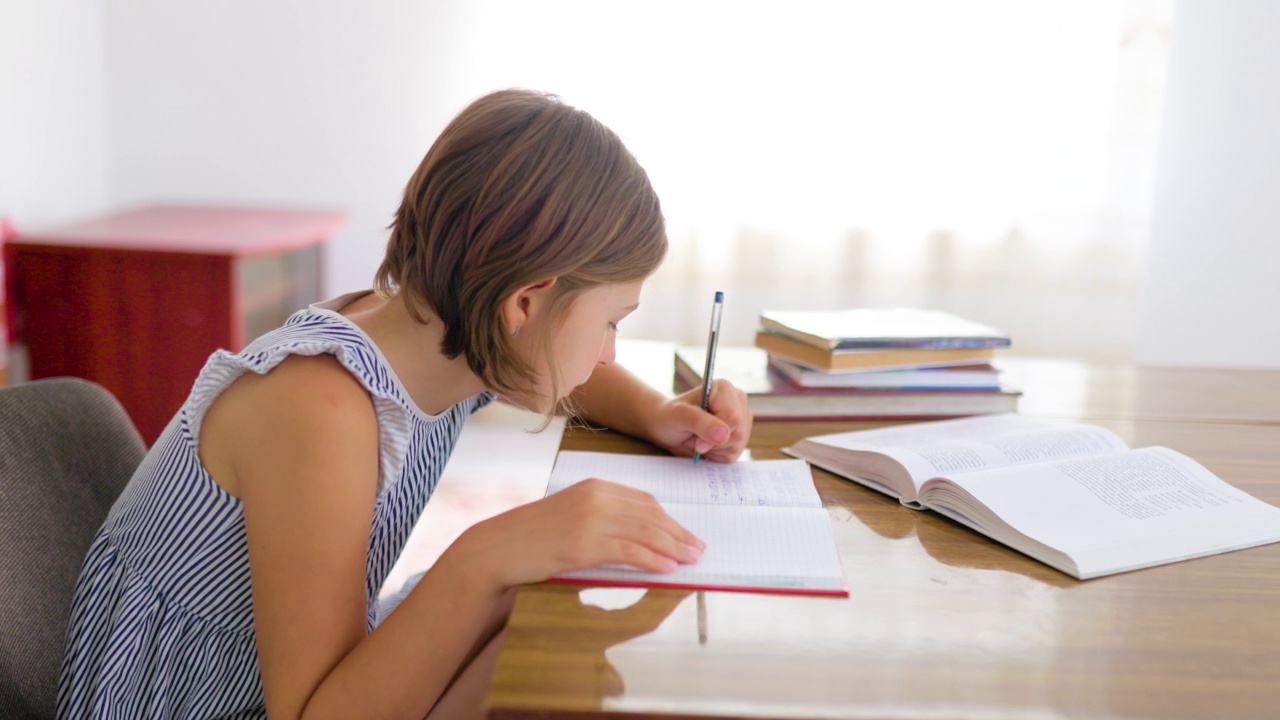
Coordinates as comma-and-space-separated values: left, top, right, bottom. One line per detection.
547, 452, 847, 596
546, 451, 822, 508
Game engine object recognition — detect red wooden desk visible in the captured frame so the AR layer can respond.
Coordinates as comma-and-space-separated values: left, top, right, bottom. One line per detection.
4, 203, 344, 444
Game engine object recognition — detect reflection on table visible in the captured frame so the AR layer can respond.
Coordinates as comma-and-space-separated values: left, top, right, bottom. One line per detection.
485, 351, 1280, 719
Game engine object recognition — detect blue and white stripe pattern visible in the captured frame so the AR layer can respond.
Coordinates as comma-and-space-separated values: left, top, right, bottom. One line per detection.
57, 293, 492, 719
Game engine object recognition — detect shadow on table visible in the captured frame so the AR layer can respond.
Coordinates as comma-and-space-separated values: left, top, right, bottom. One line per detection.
829, 473, 1077, 588
476, 586, 693, 717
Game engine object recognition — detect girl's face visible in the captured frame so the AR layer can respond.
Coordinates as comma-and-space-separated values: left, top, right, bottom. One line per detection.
508, 280, 643, 413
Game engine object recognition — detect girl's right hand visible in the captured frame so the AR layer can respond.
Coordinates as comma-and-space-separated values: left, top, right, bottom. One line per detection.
446, 478, 706, 591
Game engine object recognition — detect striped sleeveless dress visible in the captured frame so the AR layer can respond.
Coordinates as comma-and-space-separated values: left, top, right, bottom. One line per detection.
57, 292, 492, 719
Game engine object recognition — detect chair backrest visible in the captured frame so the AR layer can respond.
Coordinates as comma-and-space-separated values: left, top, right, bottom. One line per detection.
0, 378, 145, 719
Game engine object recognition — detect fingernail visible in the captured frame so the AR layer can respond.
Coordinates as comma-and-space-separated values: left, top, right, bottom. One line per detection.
692, 536, 707, 551
684, 543, 703, 562
660, 558, 678, 573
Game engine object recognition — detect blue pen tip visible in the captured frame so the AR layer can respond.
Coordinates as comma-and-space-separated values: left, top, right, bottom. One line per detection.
693, 454, 700, 465
714, 290, 724, 302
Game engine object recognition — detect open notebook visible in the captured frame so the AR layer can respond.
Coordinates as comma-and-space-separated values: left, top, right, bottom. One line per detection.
546, 451, 848, 596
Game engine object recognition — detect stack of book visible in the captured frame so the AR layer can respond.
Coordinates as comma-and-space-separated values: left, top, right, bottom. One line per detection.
674, 308, 1020, 420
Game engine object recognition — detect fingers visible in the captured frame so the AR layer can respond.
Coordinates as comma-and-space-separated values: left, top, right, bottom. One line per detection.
699, 380, 752, 460
688, 411, 731, 456
556, 479, 705, 573
456, 478, 707, 590
584, 479, 705, 551
591, 528, 697, 574
694, 445, 743, 464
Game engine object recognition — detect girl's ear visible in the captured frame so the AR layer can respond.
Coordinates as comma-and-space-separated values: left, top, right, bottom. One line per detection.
501, 277, 558, 336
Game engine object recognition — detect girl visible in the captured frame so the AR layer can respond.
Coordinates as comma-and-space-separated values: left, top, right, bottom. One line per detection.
57, 88, 752, 719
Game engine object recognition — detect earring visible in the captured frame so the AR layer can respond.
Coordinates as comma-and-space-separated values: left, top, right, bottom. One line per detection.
513, 325, 521, 338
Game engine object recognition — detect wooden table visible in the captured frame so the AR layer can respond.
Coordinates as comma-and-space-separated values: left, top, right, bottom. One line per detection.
484, 357, 1280, 719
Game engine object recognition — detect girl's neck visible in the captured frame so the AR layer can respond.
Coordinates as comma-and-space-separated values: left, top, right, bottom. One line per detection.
339, 291, 488, 416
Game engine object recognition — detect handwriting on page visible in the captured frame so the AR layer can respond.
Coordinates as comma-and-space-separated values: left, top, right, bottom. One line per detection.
547, 452, 820, 509
704, 463, 816, 506
704, 464, 746, 504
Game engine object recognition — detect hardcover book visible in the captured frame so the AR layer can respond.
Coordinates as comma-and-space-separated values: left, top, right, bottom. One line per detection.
676, 346, 1019, 420
768, 355, 1001, 389
784, 413, 1280, 579
760, 307, 1011, 351
755, 331, 997, 372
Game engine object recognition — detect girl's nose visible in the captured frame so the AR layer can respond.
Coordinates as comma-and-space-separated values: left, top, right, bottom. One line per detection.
597, 335, 617, 366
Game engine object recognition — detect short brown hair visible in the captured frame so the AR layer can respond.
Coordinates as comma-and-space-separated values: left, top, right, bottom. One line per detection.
375, 89, 667, 406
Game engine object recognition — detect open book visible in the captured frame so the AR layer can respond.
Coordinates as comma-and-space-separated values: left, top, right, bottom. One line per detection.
784, 414, 1280, 579
546, 451, 847, 596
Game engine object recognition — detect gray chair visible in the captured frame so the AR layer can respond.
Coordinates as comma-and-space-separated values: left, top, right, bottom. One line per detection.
0, 378, 145, 719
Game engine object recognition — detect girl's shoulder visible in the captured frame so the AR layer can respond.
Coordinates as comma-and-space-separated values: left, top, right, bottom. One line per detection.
181, 295, 411, 479
211, 350, 374, 419
193, 295, 393, 413
199, 350, 379, 499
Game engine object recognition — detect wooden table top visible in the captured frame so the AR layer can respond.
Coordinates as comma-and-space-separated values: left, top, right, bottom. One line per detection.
998, 357, 1280, 426
483, 356, 1280, 719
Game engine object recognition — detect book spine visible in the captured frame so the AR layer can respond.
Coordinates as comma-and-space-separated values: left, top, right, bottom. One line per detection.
755, 331, 996, 371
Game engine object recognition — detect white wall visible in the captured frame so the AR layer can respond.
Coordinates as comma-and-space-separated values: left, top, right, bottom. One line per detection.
8, 1, 1280, 368
1138, 0, 1280, 368
0, 0, 110, 227
101, 0, 476, 296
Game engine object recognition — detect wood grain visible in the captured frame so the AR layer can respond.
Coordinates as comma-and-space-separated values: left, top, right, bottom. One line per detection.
485, 358, 1280, 719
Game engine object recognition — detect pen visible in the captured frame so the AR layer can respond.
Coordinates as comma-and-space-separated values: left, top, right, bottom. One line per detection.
693, 291, 724, 465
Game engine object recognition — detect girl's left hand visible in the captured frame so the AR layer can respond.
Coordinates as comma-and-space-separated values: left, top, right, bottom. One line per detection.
644, 379, 752, 463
